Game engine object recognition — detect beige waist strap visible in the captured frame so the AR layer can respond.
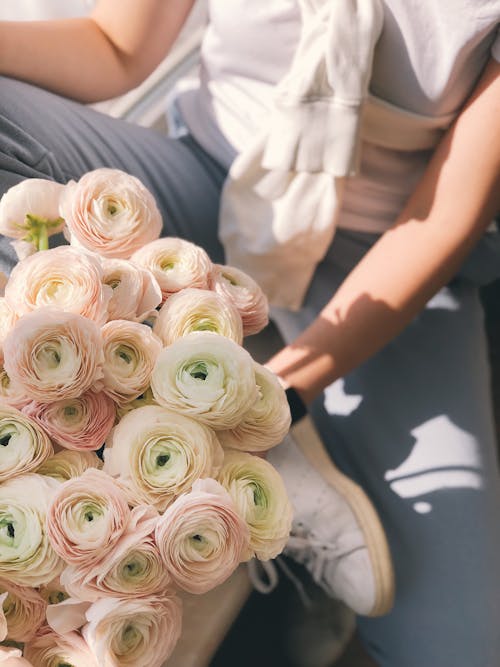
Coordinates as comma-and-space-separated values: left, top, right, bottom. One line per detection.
362, 95, 456, 151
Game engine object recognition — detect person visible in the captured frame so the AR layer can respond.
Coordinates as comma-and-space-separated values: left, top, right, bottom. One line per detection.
0, 2, 499, 665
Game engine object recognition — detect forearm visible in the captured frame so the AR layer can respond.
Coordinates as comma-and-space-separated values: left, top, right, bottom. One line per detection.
268, 59, 500, 403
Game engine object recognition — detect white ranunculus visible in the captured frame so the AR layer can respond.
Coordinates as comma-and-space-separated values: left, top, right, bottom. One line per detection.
103, 405, 223, 512
102, 258, 162, 322
0, 474, 63, 587
0, 179, 65, 240
217, 363, 291, 452
217, 450, 293, 560
151, 332, 259, 429
153, 287, 243, 347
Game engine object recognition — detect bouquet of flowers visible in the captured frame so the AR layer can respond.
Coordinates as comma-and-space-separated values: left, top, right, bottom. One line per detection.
0, 169, 293, 667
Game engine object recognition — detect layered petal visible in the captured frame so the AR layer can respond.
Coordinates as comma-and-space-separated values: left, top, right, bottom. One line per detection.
102, 258, 161, 322
24, 627, 98, 667
36, 450, 102, 482
0, 179, 65, 239
0, 579, 47, 642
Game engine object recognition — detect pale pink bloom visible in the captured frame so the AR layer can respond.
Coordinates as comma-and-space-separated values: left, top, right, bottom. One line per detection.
0, 646, 33, 666
0, 405, 53, 483
102, 258, 162, 322
0, 298, 17, 350
60, 168, 162, 259
3, 309, 103, 402
0, 579, 46, 642
131, 237, 212, 302
61, 505, 170, 601
0, 178, 65, 239
23, 391, 115, 452
217, 363, 291, 452
46, 468, 131, 568
0, 358, 29, 411
4, 246, 111, 325
24, 627, 98, 667
46, 597, 91, 635
36, 450, 103, 482
0, 474, 63, 587
153, 287, 243, 347
103, 405, 223, 512
101, 320, 162, 406
155, 478, 250, 594
82, 594, 182, 667
209, 263, 269, 336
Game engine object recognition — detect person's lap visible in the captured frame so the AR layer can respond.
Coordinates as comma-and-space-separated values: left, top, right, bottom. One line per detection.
1, 76, 499, 667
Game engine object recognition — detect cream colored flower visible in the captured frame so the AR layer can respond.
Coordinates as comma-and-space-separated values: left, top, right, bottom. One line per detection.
217, 363, 291, 452
103, 405, 223, 512
0, 178, 65, 239
24, 628, 98, 667
131, 237, 212, 302
153, 288, 243, 347
82, 594, 182, 667
61, 505, 170, 601
60, 168, 162, 259
0, 298, 17, 352
0, 405, 53, 483
46, 468, 131, 568
36, 450, 102, 482
4, 246, 111, 325
23, 391, 115, 452
151, 332, 258, 429
0, 474, 63, 587
217, 450, 293, 560
209, 264, 269, 336
3, 309, 103, 402
101, 320, 162, 406
0, 646, 34, 666
155, 478, 250, 594
0, 579, 46, 642
102, 258, 162, 322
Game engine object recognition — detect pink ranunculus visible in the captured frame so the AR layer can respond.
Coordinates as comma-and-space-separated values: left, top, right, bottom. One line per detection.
0, 405, 53, 483
46, 468, 131, 568
0, 298, 17, 352
0, 646, 33, 666
102, 258, 162, 322
82, 594, 182, 667
0, 178, 65, 239
101, 320, 162, 406
155, 478, 250, 594
45, 597, 91, 635
23, 390, 116, 452
61, 505, 170, 601
60, 168, 162, 259
0, 579, 46, 642
131, 237, 212, 302
209, 263, 269, 336
3, 309, 104, 402
4, 246, 112, 325
24, 627, 98, 667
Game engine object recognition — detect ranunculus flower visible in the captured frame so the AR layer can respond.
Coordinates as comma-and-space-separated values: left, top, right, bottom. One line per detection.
46, 468, 131, 568
209, 264, 269, 336
36, 450, 102, 482
102, 258, 162, 322
0, 405, 53, 483
0, 178, 65, 240
23, 391, 115, 452
0, 579, 46, 642
3, 309, 103, 402
0, 298, 17, 352
217, 450, 293, 560
103, 405, 223, 512
0, 474, 63, 587
217, 363, 291, 452
82, 594, 182, 667
60, 168, 162, 259
45, 597, 91, 636
101, 320, 162, 406
151, 332, 258, 429
61, 505, 170, 601
0, 360, 28, 411
0, 646, 33, 666
24, 627, 98, 667
4, 246, 111, 325
153, 288, 243, 347
131, 237, 212, 302
155, 478, 250, 594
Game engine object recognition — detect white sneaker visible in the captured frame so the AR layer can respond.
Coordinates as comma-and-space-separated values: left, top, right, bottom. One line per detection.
266, 416, 395, 617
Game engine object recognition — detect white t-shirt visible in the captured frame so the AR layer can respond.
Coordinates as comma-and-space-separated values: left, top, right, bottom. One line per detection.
177, 0, 500, 232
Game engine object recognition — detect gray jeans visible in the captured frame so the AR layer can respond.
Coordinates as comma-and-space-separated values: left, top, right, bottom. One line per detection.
1, 76, 499, 667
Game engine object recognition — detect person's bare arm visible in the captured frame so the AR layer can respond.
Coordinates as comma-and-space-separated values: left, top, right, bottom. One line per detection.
267, 58, 500, 403
0, 0, 196, 103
